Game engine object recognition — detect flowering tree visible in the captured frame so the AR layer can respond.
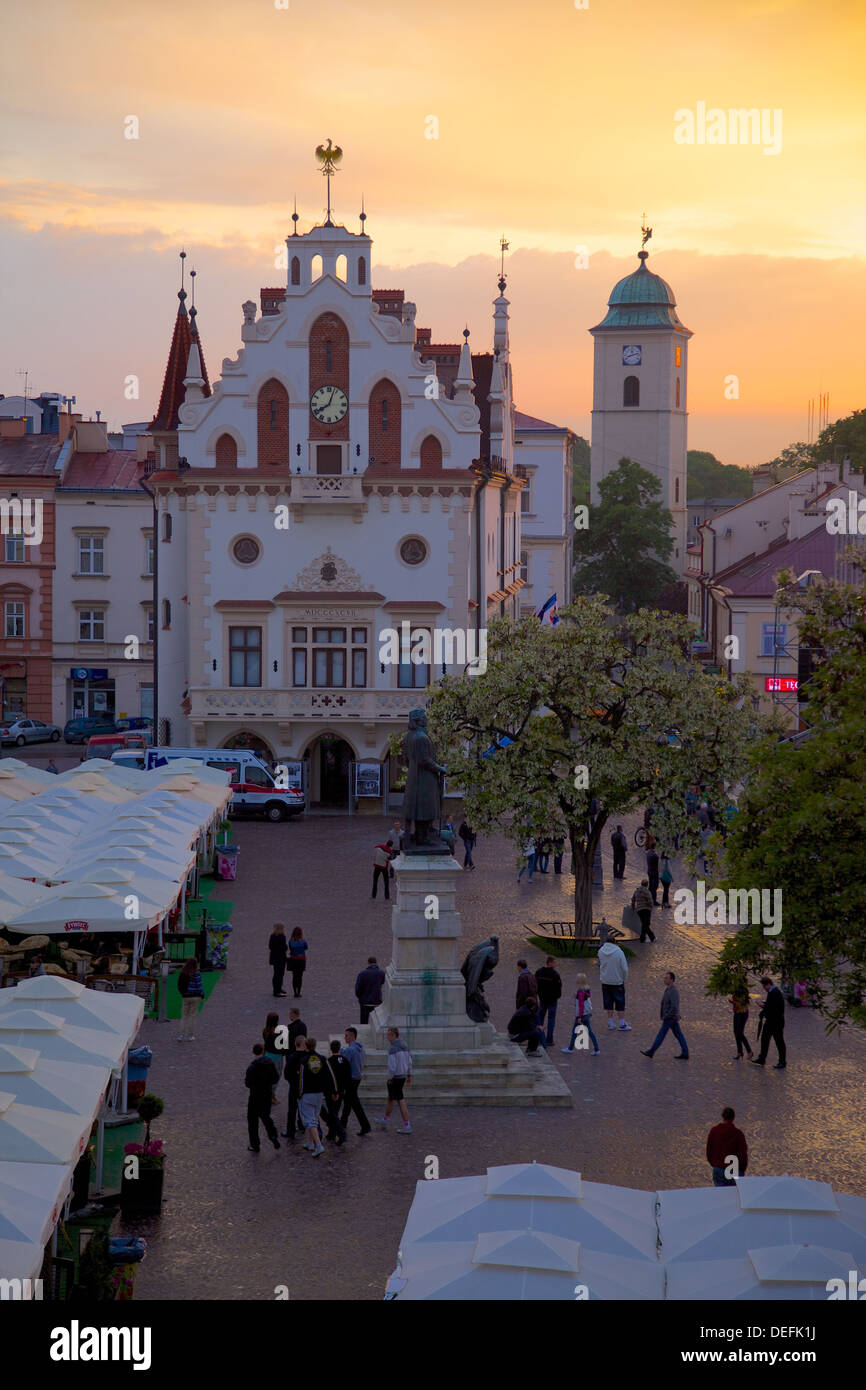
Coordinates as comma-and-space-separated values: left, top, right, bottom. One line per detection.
429, 599, 768, 935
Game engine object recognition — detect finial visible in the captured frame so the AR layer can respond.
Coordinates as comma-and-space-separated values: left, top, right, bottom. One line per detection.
499, 235, 509, 293
639, 215, 652, 260
463, 326, 470, 342
189, 267, 196, 309
291, 195, 299, 236
360, 192, 366, 232
315, 138, 343, 227
178, 248, 187, 306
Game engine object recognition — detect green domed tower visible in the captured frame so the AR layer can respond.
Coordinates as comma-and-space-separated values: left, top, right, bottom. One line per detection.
589, 242, 692, 572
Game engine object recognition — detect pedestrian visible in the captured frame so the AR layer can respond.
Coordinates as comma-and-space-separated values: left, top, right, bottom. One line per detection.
288, 927, 307, 997
646, 846, 660, 905
297, 1037, 327, 1157
553, 835, 565, 874
706, 1106, 748, 1187
597, 930, 631, 1031
458, 819, 476, 870
268, 921, 288, 997
354, 955, 385, 1024
376, 1026, 412, 1133
535, 956, 562, 1048
536, 838, 551, 874
286, 1006, 307, 1050
730, 977, 753, 1059
177, 955, 204, 1041
515, 958, 538, 1009
262, 1010, 282, 1097
372, 841, 392, 899
610, 825, 627, 879
46, 758, 59, 774
282, 1033, 307, 1140
750, 976, 786, 1069
561, 972, 600, 1055
659, 853, 673, 908
640, 970, 689, 1059
516, 838, 536, 883
632, 879, 656, 943
340, 1026, 372, 1136
390, 819, 405, 853
245, 1043, 280, 1153
507, 996, 546, 1054
323, 1041, 349, 1145
28, 956, 46, 978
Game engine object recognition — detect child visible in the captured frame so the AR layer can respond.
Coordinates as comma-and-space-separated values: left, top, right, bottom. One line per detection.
561, 972, 600, 1055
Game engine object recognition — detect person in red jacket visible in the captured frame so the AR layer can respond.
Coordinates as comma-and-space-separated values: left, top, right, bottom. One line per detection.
706, 1106, 748, 1187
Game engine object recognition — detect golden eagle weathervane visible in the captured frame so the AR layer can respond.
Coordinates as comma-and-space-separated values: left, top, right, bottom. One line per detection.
316, 138, 343, 226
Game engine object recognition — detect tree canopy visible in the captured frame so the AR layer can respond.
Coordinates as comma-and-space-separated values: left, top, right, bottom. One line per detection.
573, 457, 678, 610
687, 450, 751, 501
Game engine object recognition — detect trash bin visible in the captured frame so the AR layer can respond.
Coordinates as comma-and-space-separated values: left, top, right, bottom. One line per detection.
205, 922, 233, 970
215, 845, 239, 881
127, 1045, 152, 1105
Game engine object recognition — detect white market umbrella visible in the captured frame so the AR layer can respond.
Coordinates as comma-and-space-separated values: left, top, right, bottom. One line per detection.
0, 1090, 93, 1165
0, 1158, 73, 1248
52, 866, 180, 913
0, 842, 63, 878
0, 1009, 128, 1073
0, 1237, 45, 1283
4, 881, 167, 935
0, 760, 59, 786
0, 1045, 109, 1122
0, 876, 49, 923
70, 848, 188, 884
665, 1244, 865, 1301
82, 818, 189, 850
0, 976, 143, 1039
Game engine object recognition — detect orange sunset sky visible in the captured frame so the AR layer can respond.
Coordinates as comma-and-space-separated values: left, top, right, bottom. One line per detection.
1, 0, 864, 465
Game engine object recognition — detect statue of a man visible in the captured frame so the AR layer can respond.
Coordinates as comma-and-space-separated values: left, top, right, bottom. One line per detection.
402, 708, 446, 848
461, 936, 499, 1023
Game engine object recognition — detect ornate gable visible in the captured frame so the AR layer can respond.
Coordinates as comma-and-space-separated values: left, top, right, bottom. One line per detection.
292, 546, 364, 591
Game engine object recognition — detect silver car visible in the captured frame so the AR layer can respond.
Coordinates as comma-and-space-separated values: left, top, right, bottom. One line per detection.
0, 717, 62, 746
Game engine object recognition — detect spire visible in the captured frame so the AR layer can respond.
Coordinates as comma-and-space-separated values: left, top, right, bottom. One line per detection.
453, 326, 476, 403
149, 251, 210, 431
187, 268, 211, 397
488, 348, 506, 460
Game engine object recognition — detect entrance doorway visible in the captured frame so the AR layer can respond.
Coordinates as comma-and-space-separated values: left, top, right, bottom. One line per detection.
316, 736, 353, 807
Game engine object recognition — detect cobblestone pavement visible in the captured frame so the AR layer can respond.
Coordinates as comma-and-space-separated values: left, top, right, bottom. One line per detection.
126, 812, 866, 1302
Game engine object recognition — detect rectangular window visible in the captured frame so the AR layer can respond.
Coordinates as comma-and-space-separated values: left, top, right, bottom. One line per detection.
144, 534, 154, 576
4, 535, 24, 563
4, 601, 24, 637
145, 607, 155, 643
78, 609, 105, 641
292, 627, 306, 643
520, 551, 528, 583
292, 649, 307, 686
229, 626, 262, 687
352, 627, 366, 645
313, 648, 346, 687
675, 345, 682, 367
761, 623, 787, 658
520, 479, 531, 514
78, 535, 105, 575
352, 649, 366, 687
398, 631, 430, 689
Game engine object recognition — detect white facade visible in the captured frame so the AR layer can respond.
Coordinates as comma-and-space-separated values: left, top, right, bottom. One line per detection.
513, 415, 572, 615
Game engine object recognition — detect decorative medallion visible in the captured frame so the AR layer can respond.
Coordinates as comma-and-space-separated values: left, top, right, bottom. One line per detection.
292, 545, 364, 591
399, 537, 428, 566
232, 537, 260, 564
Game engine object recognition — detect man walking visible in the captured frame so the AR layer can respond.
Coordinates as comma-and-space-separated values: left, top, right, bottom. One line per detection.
640, 971, 689, 1059
535, 956, 563, 1048
750, 976, 787, 1069
458, 819, 476, 870
552, 836, 565, 874
340, 1026, 372, 1135
323, 1040, 350, 1145
245, 1043, 280, 1153
706, 1106, 748, 1187
297, 1038, 327, 1157
282, 1033, 307, 1139
632, 878, 656, 943
610, 825, 627, 879
646, 847, 660, 905
371, 841, 392, 900
376, 1026, 412, 1134
268, 922, 288, 998
515, 958, 538, 1009
597, 930, 631, 1031
354, 956, 385, 1024
287, 1007, 307, 1049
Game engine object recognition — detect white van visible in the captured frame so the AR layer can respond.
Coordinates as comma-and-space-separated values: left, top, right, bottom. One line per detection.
144, 747, 305, 822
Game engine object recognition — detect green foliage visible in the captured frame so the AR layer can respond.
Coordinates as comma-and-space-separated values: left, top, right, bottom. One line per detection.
573, 458, 678, 609
74, 1231, 114, 1302
812, 408, 866, 475
761, 441, 816, 483
687, 450, 751, 501
136, 1092, 164, 1143
707, 565, 866, 1029
570, 433, 591, 506
428, 599, 769, 933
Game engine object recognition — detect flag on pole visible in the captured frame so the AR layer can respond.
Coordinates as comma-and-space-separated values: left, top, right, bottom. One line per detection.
536, 594, 559, 626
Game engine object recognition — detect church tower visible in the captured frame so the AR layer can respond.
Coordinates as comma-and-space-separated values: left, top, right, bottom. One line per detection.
589, 239, 691, 570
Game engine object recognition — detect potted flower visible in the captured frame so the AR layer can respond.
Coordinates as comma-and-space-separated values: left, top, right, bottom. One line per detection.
120, 1094, 166, 1214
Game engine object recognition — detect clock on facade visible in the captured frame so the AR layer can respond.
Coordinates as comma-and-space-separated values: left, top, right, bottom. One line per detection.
622, 345, 642, 366
310, 386, 348, 424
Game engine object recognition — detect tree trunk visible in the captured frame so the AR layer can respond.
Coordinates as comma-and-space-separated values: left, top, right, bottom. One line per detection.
572, 845, 594, 936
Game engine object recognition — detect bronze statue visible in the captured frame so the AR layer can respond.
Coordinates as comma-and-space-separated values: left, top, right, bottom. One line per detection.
402, 708, 447, 851
461, 936, 499, 1023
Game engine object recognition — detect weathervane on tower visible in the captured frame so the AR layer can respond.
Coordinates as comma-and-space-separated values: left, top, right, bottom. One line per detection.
315, 138, 343, 227
498, 235, 509, 293
640, 215, 653, 260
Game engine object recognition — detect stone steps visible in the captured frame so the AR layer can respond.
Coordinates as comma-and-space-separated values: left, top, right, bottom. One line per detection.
345, 1043, 573, 1107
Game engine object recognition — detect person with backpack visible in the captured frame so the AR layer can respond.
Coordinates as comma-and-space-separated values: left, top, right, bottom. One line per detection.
376, 1026, 413, 1133
268, 922, 288, 997
288, 927, 308, 998
458, 820, 477, 870
535, 956, 563, 1048
659, 854, 673, 908
177, 956, 204, 1041
561, 972, 600, 1055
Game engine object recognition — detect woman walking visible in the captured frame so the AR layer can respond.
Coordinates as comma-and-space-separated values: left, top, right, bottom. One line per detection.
561, 973, 600, 1055
288, 927, 308, 998
659, 854, 673, 909
632, 879, 656, 942
730, 978, 753, 1059
177, 956, 204, 1041
263, 1011, 282, 1104
268, 922, 288, 997
517, 838, 537, 883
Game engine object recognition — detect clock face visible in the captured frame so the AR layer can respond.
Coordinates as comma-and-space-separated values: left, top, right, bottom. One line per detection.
622, 345, 642, 366
310, 386, 348, 424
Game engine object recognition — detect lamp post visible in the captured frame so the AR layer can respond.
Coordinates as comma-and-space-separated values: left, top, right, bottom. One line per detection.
159, 957, 170, 1023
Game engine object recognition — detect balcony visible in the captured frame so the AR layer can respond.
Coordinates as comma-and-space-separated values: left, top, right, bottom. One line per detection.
188, 686, 420, 724
289, 473, 366, 522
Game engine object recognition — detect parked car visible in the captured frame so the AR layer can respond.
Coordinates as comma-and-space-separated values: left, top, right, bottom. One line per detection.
114, 717, 154, 736
63, 715, 117, 744
0, 718, 62, 746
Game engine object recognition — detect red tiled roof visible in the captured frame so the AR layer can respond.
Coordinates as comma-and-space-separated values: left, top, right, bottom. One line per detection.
61, 450, 144, 489
149, 302, 211, 432
715, 524, 837, 598
514, 409, 565, 431
0, 436, 65, 477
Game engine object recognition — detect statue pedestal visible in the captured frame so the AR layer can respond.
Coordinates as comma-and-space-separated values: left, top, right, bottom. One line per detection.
350, 853, 572, 1108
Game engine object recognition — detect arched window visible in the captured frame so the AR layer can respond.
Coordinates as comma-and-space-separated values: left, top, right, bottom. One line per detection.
358, 256, 366, 286
162, 598, 171, 629
675, 477, 680, 503
623, 375, 640, 407
369, 379, 401, 466
335, 254, 347, 283
215, 433, 238, 470
257, 378, 289, 466
675, 377, 681, 408
290, 256, 300, 286
325, 340, 333, 374
420, 434, 443, 471
311, 254, 323, 282
162, 513, 172, 542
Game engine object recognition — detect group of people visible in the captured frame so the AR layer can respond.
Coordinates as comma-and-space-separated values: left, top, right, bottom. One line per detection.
516, 836, 566, 882
267, 923, 309, 998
